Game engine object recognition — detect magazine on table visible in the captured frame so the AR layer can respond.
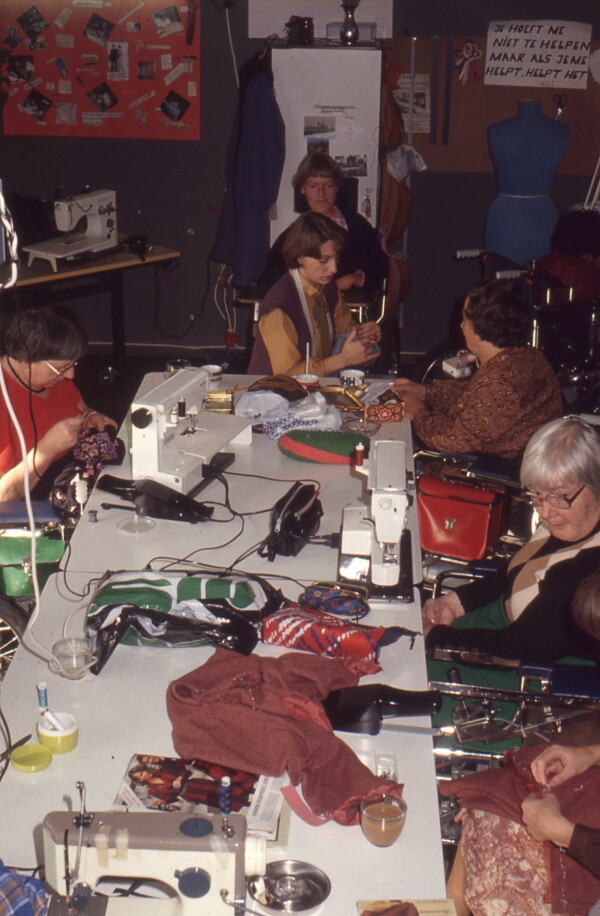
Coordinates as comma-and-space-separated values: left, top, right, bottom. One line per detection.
113, 753, 289, 845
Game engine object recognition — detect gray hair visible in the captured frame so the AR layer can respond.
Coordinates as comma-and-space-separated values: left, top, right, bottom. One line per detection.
520, 417, 600, 496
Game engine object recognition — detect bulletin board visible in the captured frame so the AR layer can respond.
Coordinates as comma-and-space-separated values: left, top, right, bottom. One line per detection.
385, 34, 600, 177
0, 1, 200, 140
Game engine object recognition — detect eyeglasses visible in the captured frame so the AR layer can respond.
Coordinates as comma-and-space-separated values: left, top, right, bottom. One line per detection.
44, 360, 77, 377
522, 484, 586, 510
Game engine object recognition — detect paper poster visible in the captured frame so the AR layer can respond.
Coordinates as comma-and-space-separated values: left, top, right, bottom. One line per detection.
484, 20, 592, 89
392, 74, 431, 134
0, 1, 200, 140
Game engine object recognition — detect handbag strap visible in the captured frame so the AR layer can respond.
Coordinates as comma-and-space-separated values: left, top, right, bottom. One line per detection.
418, 480, 503, 507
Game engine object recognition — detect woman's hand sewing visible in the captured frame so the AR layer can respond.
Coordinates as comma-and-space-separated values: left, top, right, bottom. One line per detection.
80, 407, 118, 432
530, 743, 600, 789
38, 416, 84, 460
336, 270, 366, 291
338, 328, 374, 367
521, 790, 575, 848
422, 591, 465, 636
392, 378, 427, 401
357, 321, 382, 346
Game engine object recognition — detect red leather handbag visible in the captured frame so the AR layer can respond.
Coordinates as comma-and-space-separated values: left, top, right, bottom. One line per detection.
417, 475, 507, 561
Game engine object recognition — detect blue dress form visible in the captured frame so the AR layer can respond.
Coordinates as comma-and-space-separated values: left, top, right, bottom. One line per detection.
485, 101, 570, 266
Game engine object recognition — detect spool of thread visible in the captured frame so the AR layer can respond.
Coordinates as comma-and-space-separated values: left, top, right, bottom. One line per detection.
355, 442, 365, 467
219, 775, 232, 815
36, 681, 48, 712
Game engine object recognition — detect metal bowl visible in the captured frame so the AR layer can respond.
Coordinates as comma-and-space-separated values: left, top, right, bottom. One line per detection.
248, 859, 331, 913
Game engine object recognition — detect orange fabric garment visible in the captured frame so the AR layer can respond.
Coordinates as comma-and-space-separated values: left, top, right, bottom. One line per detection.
413, 347, 562, 458
166, 649, 402, 825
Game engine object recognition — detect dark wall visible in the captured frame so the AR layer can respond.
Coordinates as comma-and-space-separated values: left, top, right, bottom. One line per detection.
0, 2, 261, 354
394, 0, 598, 354
1, 1, 598, 356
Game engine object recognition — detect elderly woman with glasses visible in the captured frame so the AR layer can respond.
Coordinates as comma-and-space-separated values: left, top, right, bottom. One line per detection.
424, 417, 600, 667
0, 307, 116, 501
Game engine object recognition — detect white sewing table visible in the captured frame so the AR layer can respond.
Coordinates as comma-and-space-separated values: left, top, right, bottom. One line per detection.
0, 374, 445, 913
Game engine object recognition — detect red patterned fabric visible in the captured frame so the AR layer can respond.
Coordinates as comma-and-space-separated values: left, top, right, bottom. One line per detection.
261, 604, 403, 675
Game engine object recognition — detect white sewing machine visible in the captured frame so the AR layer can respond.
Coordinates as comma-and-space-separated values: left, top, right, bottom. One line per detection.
23, 189, 118, 272
43, 808, 266, 914
130, 369, 252, 494
338, 439, 412, 596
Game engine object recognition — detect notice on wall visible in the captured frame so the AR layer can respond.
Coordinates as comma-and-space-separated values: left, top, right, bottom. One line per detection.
0, 1, 200, 140
484, 20, 592, 89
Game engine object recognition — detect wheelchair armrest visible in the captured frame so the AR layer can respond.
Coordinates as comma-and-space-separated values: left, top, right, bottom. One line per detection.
431, 558, 507, 597
414, 449, 521, 489
520, 661, 600, 700
0, 501, 59, 526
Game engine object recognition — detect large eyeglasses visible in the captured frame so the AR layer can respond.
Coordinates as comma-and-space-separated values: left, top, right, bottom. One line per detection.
522, 484, 586, 510
44, 360, 78, 377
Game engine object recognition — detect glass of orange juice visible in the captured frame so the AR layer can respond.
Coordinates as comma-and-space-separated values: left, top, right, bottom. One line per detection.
360, 794, 407, 847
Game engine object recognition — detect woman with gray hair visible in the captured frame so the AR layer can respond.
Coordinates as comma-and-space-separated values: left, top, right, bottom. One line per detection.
424, 416, 600, 664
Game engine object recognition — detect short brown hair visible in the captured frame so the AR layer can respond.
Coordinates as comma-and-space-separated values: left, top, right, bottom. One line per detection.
292, 153, 344, 192
572, 570, 600, 641
464, 279, 531, 348
3, 307, 87, 362
281, 212, 346, 268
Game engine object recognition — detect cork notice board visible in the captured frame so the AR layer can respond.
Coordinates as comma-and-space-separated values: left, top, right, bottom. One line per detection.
385, 35, 599, 176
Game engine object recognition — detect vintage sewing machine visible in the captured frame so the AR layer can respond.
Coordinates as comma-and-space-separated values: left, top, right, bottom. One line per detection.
130, 369, 252, 494
23, 189, 118, 272
338, 438, 413, 598
43, 807, 267, 915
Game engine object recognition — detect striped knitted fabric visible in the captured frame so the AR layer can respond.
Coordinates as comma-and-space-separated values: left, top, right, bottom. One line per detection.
278, 430, 370, 463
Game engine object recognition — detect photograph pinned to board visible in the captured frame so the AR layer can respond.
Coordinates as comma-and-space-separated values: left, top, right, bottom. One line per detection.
392, 74, 431, 134
0, 0, 201, 140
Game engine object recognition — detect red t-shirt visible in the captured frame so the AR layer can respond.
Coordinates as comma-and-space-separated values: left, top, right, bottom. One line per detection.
0, 369, 82, 476
535, 252, 600, 300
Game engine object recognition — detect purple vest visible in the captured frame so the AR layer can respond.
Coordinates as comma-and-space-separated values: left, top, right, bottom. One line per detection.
248, 272, 339, 375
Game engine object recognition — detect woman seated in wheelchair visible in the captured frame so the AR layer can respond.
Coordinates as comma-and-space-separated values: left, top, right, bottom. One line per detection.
0, 307, 116, 501
425, 417, 600, 698
393, 278, 562, 459
443, 738, 600, 916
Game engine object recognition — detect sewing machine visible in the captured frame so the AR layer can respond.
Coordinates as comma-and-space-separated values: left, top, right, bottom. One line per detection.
43, 808, 266, 914
130, 369, 252, 494
23, 189, 118, 272
338, 439, 412, 597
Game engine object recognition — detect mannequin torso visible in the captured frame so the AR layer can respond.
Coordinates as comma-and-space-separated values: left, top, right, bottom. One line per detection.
485, 101, 570, 264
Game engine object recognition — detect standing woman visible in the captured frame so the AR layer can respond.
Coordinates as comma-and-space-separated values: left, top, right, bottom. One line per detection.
0, 307, 116, 501
248, 212, 380, 377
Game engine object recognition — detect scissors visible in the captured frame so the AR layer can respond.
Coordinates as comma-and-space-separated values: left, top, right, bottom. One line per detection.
553, 93, 567, 120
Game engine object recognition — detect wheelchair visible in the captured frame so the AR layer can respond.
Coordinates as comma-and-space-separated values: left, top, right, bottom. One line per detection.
0, 501, 67, 679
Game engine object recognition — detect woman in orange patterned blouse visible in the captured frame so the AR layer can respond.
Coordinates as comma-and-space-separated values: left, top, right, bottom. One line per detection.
393, 279, 562, 459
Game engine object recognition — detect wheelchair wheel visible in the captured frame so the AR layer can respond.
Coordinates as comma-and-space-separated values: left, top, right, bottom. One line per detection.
0, 596, 29, 680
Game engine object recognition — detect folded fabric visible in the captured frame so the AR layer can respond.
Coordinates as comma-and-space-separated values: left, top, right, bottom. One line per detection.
279, 429, 369, 463
439, 745, 600, 915
261, 604, 407, 675
166, 649, 403, 825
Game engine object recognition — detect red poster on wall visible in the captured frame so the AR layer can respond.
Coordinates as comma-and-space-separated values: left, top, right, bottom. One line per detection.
0, 1, 200, 140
